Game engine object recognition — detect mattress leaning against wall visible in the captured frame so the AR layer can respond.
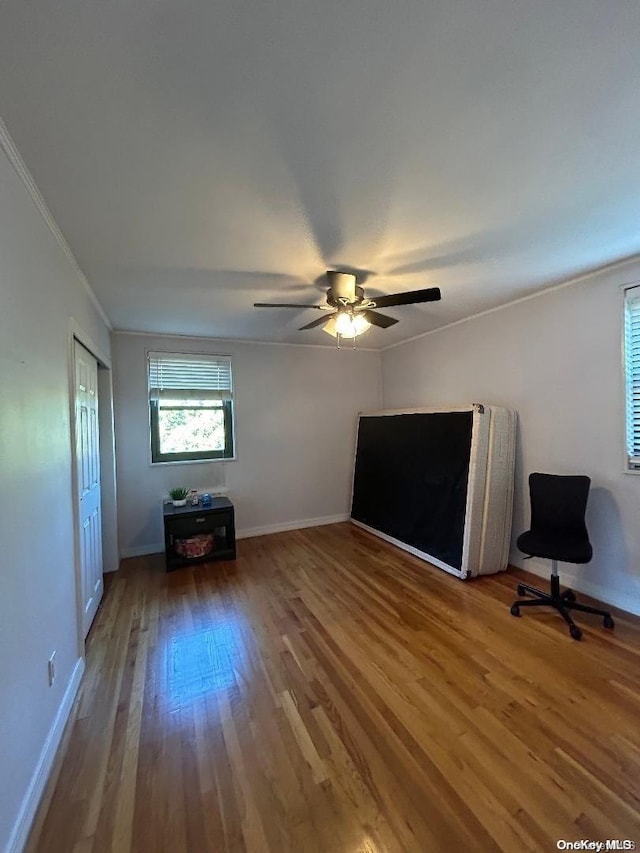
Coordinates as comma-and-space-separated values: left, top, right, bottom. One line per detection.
350, 404, 517, 578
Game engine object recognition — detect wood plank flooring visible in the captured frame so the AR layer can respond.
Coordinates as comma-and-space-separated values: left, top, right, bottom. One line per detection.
28, 523, 640, 852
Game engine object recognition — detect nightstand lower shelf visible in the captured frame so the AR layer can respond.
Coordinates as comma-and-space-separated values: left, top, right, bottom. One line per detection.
163, 497, 236, 572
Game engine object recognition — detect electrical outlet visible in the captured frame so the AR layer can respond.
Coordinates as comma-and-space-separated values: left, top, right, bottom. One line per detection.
48, 651, 56, 687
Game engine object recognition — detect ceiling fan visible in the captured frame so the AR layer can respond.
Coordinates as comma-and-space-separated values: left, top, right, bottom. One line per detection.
254, 271, 441, 339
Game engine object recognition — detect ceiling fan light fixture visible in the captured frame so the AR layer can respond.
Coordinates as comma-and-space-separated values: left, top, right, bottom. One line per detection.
332, 311, 371, 338
322, 316, 339, 338
335, 311, 355, 336
352, 313, 371, 336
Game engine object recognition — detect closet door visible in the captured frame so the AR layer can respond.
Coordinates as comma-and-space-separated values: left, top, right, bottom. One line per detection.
74, 339, 103, 636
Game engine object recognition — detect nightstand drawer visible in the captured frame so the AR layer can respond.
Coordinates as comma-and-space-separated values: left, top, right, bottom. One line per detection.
168, 513, 228, 537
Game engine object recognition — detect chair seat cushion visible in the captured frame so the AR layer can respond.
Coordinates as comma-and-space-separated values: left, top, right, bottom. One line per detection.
517, 529, 593, 564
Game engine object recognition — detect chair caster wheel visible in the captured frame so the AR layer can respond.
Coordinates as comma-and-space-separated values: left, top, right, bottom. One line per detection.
603, 615, 615, 629
563, 589, 576, 603
569, 625, 582, 640
510, 604, 521, 617
517, 585, 526, 597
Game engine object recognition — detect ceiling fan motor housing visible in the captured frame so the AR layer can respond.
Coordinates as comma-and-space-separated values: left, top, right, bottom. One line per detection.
326, 272, 363, 306
326, 271, 359, 303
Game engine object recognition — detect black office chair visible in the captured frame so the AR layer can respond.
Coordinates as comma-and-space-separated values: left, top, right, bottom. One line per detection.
510, 473, 615, 640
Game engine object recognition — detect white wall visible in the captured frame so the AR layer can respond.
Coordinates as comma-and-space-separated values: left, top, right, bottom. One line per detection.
0, 133, 112, 852
382, 260, 640, 615
113, 333, 381, 555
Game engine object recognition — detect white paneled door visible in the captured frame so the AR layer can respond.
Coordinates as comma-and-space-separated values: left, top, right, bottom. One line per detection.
74, 339, 103, 637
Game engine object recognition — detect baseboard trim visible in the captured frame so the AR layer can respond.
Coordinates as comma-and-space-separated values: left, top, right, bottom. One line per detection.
513, 556, 640, 617
120, 515, 351, 558
120, 543, 164, 559
6, 657, 85, 853
236, 514, 349, 540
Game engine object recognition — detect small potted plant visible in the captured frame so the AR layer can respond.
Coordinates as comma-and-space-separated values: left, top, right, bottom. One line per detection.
169, 487, 189, 507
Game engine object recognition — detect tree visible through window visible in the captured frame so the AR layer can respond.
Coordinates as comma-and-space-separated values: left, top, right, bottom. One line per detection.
148, 353, 234, 463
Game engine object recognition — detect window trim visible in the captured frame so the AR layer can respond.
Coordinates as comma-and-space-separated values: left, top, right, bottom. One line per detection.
147, 350, 236, 465
622, 283, 640, 475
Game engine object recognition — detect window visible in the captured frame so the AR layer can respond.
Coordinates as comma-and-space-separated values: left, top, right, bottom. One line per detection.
624, 286, 640, 471
148, 352, 234, 463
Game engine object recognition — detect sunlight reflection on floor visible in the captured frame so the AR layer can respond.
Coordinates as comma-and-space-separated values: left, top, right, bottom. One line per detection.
166, 614, 248, 708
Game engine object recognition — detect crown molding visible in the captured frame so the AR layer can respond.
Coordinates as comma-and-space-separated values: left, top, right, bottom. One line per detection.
382, 252, 640, 352
112, 328, 380, 352
0, 118, 113, 330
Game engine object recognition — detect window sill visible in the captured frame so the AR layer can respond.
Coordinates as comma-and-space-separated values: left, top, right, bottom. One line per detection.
150, 457, 236, 467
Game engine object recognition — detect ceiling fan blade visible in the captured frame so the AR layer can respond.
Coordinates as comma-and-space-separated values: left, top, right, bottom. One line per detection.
371, 287, 441, 308
253, 302, 325, 309
299, 313, 335, 330
359, 309, 399, 329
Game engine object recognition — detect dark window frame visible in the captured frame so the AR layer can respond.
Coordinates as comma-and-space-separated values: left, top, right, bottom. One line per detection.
150, 398, 234, 463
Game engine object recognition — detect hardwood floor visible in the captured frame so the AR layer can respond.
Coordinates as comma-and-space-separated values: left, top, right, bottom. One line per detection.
28, 523, 640, 852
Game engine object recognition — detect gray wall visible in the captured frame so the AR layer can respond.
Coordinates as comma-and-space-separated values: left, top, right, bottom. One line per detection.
382, 260, 640, 614
113, 332, 382, 555
0, 137, 111, 851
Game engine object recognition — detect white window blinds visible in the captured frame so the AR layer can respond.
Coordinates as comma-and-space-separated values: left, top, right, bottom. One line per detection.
624, 286, 640, 469
148, 352, 233, 402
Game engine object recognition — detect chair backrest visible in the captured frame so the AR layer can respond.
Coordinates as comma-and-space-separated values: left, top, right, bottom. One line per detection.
528, 473, 591, 537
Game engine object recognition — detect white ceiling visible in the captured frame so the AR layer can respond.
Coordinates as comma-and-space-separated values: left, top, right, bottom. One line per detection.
1, 0, 640, 348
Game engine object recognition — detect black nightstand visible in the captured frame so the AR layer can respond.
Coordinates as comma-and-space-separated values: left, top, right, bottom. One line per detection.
163, 497, 236, 571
